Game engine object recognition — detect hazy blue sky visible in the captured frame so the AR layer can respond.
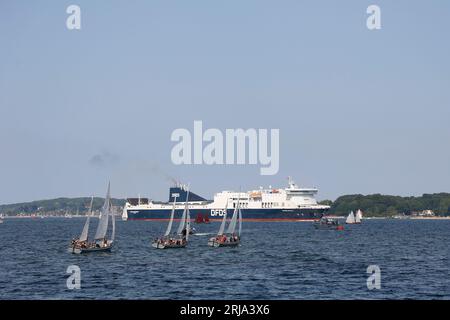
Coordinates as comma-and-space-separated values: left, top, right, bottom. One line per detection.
1, 1, 449, 204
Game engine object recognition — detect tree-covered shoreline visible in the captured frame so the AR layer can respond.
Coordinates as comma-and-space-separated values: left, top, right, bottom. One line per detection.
0, 197, 126, 216
320, 193, 450, 217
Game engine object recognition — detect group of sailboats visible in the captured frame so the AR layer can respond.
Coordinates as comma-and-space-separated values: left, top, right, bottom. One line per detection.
152, 188, 243, 249
69, 183, 115, 254
152, 191, 192, 249
346, 209, 363, 224
69, 184, 243, 254
208, 196, 242, 247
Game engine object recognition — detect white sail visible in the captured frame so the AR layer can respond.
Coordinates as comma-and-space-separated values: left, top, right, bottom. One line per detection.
79, 216, 90, 242
226, 194, 241, 234
177, 189, 190, 235
238, 206, 242, 237
186, 205, 191, 241
177, 208, 186, 235
94, 182, 111, 240
164, 198, 177, 237
79, 196, 94, 242
355, 209, 363, 223
346, 211, 356, 224
110, 199, 116, 242
121, 205, 128, 221
217, 202, 228, 236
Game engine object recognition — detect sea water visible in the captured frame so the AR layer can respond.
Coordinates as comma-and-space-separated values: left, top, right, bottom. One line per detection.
0, 218, 448, 299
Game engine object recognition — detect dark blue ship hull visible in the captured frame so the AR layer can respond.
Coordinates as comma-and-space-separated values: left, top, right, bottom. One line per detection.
126, 208, 327, 221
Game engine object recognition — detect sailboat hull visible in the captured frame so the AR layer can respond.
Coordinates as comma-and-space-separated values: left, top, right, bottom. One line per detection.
212, 241, 240, 247
207, 237, 240, 247
69, 245, 112, 254
152, 241, 186, 249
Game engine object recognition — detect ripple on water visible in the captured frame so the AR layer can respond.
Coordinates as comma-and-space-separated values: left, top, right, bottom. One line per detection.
0, 219, 449, 299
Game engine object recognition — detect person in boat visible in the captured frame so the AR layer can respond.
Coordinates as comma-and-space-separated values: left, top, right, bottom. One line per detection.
182, 227, 194, 236
74, 240, 87, 249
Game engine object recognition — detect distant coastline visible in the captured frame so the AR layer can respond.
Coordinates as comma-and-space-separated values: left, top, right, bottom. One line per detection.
326, 215, 450, 220
1, 192, 449, 218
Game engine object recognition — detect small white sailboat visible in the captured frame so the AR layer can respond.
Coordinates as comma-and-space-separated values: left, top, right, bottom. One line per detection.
69, 183, 116, 254
152, 190, 191, 249
355, 209, 363, 223
346, 211, 356, 224
65, 210, 72, 218
208, 194, 242, 247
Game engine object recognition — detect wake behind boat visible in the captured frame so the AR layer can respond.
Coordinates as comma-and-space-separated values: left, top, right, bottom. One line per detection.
208, 194, 242, 247
69, 183, 116, 254
152, 189, 191, 249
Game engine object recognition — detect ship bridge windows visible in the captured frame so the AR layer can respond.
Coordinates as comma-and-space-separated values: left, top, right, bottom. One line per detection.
287, 189, 317, 195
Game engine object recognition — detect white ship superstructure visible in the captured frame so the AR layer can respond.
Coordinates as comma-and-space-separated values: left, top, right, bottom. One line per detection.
123, 177, 329, 221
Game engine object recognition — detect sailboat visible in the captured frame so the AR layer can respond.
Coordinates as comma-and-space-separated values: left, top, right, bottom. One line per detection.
355, 209, 363, 223
208, 194, 242, 247
346, 211, 356, 224
152, 190, 191, 249
69, 183, 116, 254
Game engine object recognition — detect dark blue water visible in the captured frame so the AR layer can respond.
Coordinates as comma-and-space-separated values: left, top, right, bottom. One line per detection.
0, 218, 449, 299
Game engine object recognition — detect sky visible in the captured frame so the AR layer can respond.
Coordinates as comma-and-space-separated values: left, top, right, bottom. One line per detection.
1, 1, 449, 204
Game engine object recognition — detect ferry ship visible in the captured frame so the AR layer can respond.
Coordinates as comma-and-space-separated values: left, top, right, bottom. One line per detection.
122, 177, 330, 222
